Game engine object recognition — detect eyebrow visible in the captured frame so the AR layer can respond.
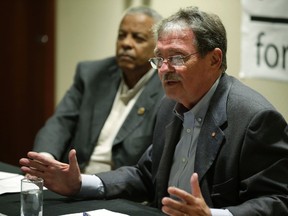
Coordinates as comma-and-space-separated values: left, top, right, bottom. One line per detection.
154, 48, 187, 56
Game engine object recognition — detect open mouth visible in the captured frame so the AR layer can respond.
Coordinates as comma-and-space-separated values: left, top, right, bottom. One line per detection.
165, 80, 180, 86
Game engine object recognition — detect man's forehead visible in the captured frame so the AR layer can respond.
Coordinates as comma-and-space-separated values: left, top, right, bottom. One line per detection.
121, 13, 153, 26
154, 29, 195, 54
119, 14, 154, 32
157, 28, 194, 42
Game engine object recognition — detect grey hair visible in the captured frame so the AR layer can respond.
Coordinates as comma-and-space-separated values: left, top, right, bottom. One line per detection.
123, 5, 163, 24
154, 6, 227, 72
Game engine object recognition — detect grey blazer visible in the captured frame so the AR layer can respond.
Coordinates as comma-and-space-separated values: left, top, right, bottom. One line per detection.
33, 57, 164, 170
98, 73, 288, 215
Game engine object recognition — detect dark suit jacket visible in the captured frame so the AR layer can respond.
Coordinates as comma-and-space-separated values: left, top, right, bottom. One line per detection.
33, 57, 164, 170
98, 73, 288, 215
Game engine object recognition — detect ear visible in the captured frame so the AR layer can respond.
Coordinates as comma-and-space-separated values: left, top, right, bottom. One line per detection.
210, 48, 222, 69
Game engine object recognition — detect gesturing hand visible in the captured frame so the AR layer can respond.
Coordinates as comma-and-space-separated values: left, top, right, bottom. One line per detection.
19, 149, 81, 196
161, 173, 211, 216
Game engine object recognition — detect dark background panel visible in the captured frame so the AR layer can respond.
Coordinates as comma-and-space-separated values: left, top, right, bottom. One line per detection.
0, 0, 55, 166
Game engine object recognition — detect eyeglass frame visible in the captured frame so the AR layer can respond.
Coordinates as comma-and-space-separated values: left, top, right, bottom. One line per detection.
149, 52, 199, 69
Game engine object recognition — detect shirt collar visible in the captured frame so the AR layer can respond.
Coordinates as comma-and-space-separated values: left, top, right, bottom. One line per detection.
120, 68, 155, 104
174, 77, 220, 126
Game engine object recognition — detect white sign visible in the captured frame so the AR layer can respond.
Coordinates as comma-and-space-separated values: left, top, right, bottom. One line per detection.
240, 0, 288, 81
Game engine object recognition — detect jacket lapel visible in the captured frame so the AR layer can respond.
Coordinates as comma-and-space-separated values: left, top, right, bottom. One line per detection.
155, 116, 182, 207
194, 74, 231, 183
90, 65, 121, 145
194, 115, 225, 181
113, 72, 162, 145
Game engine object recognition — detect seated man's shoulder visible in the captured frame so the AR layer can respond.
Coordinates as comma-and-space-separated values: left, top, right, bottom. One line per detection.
79, 56, 117, 69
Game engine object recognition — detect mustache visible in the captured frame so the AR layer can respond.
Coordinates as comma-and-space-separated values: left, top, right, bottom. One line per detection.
162, 73, 181, 82
117, 51, 134, 58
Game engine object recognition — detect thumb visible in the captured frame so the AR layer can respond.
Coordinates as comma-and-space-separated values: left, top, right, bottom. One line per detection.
190, 173, 203, 198
68, 149, 80, 172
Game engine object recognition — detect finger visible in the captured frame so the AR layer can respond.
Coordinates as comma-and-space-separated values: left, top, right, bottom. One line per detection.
19, 158, 31, 166
19, 157, 47, 172
168, 186, 193, 203
190, 173, 203, 198
162, 197, 187, 216
27, 151, 55, 166
162, 205, 182, 216
20, 165, 45, 179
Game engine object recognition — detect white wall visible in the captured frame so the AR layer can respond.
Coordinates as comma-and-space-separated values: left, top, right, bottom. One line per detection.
56, 0, 288, 120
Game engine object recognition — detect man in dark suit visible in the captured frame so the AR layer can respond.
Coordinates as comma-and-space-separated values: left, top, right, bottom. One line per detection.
32, 6, 164, 173
20, 6, 288, 216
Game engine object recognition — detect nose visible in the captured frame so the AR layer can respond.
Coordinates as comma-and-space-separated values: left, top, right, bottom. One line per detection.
120, 35, 133, 49
159, 59, 175, 71
158, 61, 175, 77
161, 59, 172, 68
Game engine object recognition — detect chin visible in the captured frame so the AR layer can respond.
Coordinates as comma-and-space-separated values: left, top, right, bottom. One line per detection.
165, 92, 178, 100
118, 63, 135, 72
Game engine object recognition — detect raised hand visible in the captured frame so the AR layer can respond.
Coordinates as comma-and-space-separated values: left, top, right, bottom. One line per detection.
161, 173, 211, 216
19, 149, 81, 196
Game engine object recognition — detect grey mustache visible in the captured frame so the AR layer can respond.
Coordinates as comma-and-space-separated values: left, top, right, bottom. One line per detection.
162, 73, 181, 82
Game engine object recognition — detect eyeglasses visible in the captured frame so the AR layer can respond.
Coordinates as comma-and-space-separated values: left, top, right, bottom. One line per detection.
149, 52, 198, 69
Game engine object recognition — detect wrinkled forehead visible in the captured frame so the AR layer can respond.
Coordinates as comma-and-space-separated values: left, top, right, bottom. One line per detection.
154, 28, 195, 54
158, 27, 192, 40
157, 20, 191, 38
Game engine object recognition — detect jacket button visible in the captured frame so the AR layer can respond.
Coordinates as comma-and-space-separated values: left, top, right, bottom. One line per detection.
137, 107, 145, 115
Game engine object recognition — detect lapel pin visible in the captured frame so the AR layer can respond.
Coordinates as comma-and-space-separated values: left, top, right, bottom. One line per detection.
137, 107, 145, 115
211, 132, 216, 137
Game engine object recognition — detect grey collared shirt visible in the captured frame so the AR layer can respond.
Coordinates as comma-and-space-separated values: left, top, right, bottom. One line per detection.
168, 77, 220, 193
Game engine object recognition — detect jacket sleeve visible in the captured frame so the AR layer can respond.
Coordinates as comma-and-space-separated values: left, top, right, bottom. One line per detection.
227, 110, 288, 216
33, 63, 84, 160
97, 145, 155, 202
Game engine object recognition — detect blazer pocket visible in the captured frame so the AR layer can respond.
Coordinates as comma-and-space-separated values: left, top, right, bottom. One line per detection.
211, 177, 239, 206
